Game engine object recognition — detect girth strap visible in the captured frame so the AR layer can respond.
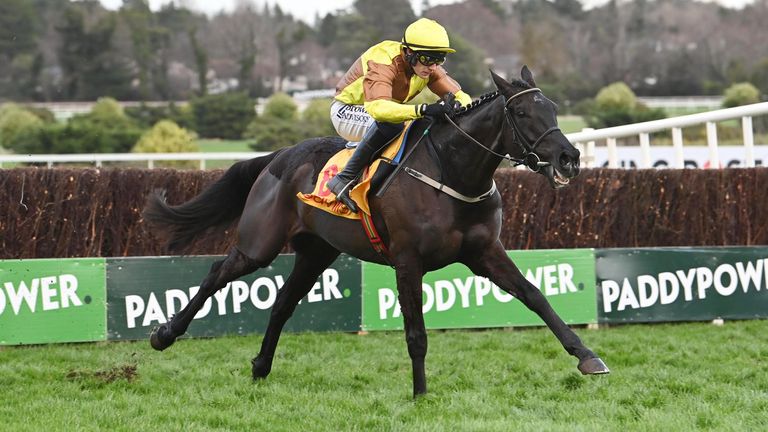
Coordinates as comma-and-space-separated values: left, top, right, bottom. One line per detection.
403, 167, 496, 203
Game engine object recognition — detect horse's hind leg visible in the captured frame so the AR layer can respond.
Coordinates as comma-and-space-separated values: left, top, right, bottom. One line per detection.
150, 246, 261, 351
251, 235, 340, 379
464, 241, 609, 375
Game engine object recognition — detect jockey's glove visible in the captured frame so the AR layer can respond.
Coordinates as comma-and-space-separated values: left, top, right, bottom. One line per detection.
420, 100, 455, 118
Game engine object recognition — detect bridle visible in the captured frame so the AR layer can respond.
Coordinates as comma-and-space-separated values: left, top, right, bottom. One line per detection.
444, 87, 561, 172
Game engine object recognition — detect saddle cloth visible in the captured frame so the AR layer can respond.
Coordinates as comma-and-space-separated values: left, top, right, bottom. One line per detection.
297, 121, 412, 219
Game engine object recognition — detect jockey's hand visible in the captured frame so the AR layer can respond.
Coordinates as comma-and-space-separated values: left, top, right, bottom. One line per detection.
420, 100, 455, 118
443, 92, 461, 110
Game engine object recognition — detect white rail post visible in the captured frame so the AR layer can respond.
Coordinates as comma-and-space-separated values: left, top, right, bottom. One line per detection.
577, 128, 595, 168
148, 160, 154, 169
742, 116, 755, 168
706, 121, 720, 168
607, 138, 618, 168
639, 133, 651, 168
574, 142, 585, 165
672, 127, 684, 168
200, 159, 206, 170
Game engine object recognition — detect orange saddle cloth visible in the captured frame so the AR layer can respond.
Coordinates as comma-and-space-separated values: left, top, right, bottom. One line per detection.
297, 122, 410, 219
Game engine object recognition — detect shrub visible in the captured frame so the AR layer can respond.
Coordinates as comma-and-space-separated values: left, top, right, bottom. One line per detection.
0, 104, 44, 150
263, 92, 298, 120
246, 118, 307, 151
69, 97, 138, 132
12, 123, 143, 154
301, 98, 335, 137
125, 102, 195, 130
595, 82, 637, 111
245, 95, 337, 151
132, 120, 199, 168
191, 92, 254, 139
722, 82, 760, 108
586, 82, 665, 128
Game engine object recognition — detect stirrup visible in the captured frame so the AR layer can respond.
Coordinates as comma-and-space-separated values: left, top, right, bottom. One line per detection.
336, 190, 359, 213
329, 177, 359, 213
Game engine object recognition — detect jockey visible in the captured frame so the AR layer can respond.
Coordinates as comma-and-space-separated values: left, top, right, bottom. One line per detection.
328, 18, 472, 213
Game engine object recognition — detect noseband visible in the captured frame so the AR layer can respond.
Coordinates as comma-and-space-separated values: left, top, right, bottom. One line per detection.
444, 87, 560, 172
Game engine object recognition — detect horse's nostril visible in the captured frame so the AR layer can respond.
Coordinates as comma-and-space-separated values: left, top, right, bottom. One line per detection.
559, 153, 572, 168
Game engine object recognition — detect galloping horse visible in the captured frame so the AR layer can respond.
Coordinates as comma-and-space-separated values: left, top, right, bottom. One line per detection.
146, 67, 609, 397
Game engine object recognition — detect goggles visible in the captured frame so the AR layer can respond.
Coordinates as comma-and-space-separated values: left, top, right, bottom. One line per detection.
415, 51, 446, 66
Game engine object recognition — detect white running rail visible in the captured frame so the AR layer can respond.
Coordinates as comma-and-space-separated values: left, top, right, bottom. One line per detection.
566, 102, 768, 169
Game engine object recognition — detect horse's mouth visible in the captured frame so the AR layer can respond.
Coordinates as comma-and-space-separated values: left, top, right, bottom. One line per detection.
554, 169, 570, 187
543, 165, 571, 189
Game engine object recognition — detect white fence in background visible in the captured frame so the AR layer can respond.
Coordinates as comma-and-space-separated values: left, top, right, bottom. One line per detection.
637, 96, 722, 109
2, 102, 768, 170
566, 102, 768, 169
0, 152, 268, 169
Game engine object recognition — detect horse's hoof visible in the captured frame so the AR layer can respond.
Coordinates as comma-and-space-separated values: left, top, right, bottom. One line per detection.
149, 325, 176, 351
251, 356, 272, 379
578, 357, 610, 375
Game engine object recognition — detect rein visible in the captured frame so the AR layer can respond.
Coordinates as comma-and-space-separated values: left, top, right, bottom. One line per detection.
444, 87, 560, 172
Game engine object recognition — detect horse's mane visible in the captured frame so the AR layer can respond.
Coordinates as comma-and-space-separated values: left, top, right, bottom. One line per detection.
454, 80, 531, 118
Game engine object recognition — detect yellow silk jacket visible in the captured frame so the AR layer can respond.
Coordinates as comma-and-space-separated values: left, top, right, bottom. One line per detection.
334, 40, 472, 123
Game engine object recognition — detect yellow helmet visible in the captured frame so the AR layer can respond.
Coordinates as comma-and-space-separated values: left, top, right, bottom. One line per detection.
401, 18, 456, 53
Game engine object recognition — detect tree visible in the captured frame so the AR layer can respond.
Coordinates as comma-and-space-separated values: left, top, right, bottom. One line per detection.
0, 0, 41, 100
191, 92, 254, 139
188, 24, 208, 96
443, 34, 488, 96
121, 0, 172, 100
56, 5, 133, 100
354, 0, 416, 41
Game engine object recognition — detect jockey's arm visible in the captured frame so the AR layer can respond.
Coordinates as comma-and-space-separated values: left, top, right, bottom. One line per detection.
364, 99, 422, 123
428, 66, 472, 107
363, 63, 422, 123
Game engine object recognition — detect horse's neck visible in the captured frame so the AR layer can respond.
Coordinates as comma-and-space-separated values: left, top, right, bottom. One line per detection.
429, 99, 506, 194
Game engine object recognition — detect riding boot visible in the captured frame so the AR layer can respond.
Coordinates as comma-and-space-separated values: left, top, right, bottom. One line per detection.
328, 122, 400, 213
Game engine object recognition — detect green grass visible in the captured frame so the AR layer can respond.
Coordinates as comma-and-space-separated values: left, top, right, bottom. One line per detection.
195, 139, 256, 169
558, 115, 588, 134
2, 321, 767, 431
196, 138, 255, 153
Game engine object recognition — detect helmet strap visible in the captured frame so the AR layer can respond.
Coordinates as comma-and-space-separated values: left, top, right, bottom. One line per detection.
403, 47, 418, 67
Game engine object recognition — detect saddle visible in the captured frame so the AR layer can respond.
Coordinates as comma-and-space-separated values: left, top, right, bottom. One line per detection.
297, 121, 413, 219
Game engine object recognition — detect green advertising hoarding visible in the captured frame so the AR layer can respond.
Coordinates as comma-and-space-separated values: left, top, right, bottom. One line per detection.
596, 247, 768, 323
107, 254, 362, 340
362, 249, 597, 331
0, 258, 106, 345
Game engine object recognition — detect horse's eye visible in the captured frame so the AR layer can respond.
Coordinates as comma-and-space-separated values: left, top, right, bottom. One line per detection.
516, 111, 525, 117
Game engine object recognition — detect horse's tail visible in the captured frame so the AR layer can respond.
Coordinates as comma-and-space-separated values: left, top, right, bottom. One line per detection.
144, 149, 285, 251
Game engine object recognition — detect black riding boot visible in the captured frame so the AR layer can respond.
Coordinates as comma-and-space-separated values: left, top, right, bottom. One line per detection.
328, 122, 402, 213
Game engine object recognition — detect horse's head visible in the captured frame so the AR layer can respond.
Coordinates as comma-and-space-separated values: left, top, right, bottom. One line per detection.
491, 66, 580, 188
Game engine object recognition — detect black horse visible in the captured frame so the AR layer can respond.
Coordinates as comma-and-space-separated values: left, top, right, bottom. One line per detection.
146, 67, 609, 397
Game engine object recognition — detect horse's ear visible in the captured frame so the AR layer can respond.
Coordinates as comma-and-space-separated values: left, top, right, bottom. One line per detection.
489, 69, 511, 91
521, 65, 536, 87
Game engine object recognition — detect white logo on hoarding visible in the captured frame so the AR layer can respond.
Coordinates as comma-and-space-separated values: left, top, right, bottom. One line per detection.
124, 269, 343, 328
0, 275, 82, 316
378, 264, 579, 319
601, 258, 768, 312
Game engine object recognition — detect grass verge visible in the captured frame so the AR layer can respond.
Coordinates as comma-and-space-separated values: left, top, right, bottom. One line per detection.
1, 321, 766, 431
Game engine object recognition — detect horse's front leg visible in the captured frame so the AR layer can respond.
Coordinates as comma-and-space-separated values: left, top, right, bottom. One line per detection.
464, 241, 609, 375
393, 255, 428, 397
